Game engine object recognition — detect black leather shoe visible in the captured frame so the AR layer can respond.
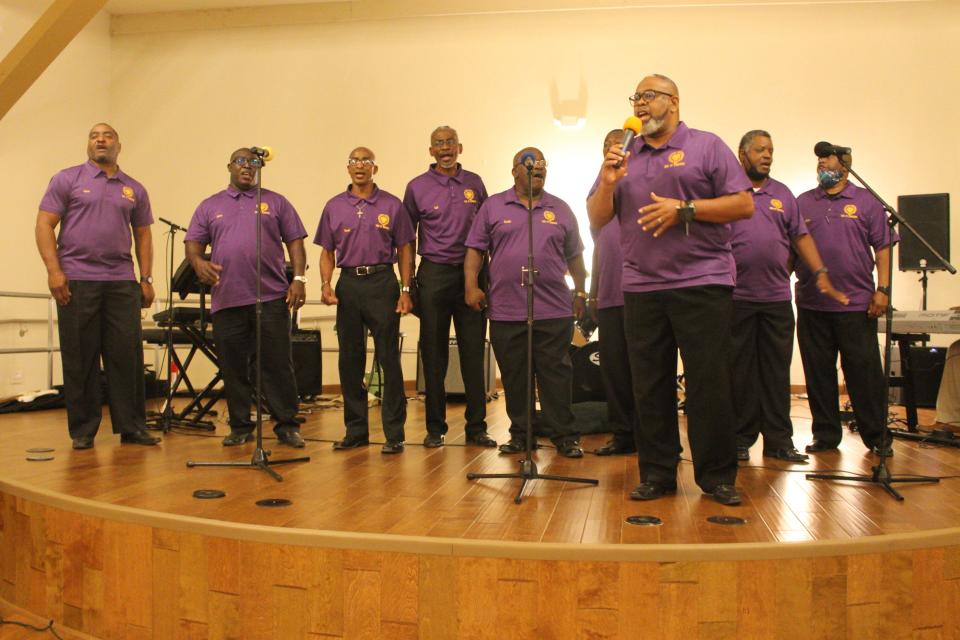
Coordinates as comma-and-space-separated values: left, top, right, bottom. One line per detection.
763, 447, 809, 463
498, 438, 527, 454
120, 430, 161, 446
381, 441, 404, 454
423, 434, 444, 448
594, 440, 637, 456
557, 441, 584, 458
705, 483, 742, 506
629, 482, 677, 501
222, 431, 254, 446
72, 436, 94, 450
276, 430, 305, 448
736, 446, 750, 461
805, 440, 839, 453
465, 433, 498, 447
332, 437, 369, 450
871, 444, 894, 457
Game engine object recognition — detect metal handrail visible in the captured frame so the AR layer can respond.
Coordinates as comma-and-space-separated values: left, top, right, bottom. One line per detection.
0, 290, 58, 388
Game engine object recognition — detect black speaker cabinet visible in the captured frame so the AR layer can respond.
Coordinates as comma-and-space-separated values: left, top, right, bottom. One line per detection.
291, 330, 322, 398
888, 344, 946, 408
898, 193, 950, 271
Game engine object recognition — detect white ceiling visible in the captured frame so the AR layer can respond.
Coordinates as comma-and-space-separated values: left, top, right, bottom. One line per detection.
105, 0, 344, 15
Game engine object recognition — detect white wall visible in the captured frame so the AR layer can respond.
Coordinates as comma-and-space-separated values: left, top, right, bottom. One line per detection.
2, 0, 959, 394
0, 1, 111, 396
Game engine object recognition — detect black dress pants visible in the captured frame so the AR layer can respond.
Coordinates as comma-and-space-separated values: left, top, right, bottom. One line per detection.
335, 268, 406, 443
489, 317, 578, 447
796, 308, 887, 448
730, 300, 796, 450
416, 259, 488, 438
624, 285, 738, 492
56, 280, 146, 439
598, 305, 637, 447
211, 298, 300, 434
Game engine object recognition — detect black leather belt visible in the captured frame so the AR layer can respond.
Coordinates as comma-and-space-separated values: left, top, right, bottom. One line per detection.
342, 264, 391, 276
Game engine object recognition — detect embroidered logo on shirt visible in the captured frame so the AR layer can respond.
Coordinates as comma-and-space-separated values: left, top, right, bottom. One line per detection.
121, 186, 135, 202
769, 198, 784, 213
541, 211, 558, 225
343, 227, 352, 234
376, 214, 391, 230
464, 189, 477, 204
82, 189, 91, 194
258, 202, 270, 215
842, 204, 859, 219
504, 219, 513, 224
433, 205, 440, 210
664, 150, 686, 169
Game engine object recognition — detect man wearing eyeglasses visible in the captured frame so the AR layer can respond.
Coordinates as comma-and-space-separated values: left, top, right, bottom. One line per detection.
587, 128, 638, 457
35, 123, 160, 449
587, 74, 754, 505
315, 147, 415, 454
402, 126, 496, 449
730, 130, 848, 465
794, 147, 896, 456
185, 147, 309, 448
465, 147, 588, 458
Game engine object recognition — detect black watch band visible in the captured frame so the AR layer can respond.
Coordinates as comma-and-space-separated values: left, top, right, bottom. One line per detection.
877, 285, 891, 296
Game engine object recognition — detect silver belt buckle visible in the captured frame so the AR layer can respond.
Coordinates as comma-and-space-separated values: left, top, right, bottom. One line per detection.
356, 265, 370, 275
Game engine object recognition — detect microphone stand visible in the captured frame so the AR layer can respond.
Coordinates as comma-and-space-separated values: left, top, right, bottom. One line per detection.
146, 217, 215, 432
187, 151, 310, 481
467, 162, 597, 504
806, 159, 948, 500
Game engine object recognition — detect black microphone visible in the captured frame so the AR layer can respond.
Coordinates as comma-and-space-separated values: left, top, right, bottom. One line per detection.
158, 217, 187, 232
249, 146, 274, 162
814, 141, 851, 158
518, 151, 537, 170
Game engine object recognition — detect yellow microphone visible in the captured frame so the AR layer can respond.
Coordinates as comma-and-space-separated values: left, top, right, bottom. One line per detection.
250, 146, 274, 162
615, 117, 643, 168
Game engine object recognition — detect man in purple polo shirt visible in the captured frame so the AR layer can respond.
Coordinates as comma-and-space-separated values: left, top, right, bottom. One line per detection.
795, 146, 896, 456
587, 128, 638, 457
403, 126, 496, 449
465, 147, 587, 458
185, 148, 308, 448
35, 123, 159, 450
316, 147, 414, 454
587, 74, 753, 505
731, 130, 848, 464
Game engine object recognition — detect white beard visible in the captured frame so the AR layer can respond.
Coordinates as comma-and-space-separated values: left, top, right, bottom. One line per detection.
641, 116, 665, 137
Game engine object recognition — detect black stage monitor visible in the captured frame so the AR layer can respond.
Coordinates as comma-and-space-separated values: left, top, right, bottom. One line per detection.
898, 193, 950, 272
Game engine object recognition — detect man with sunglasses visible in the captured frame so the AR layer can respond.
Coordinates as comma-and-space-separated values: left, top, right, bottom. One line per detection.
315, 147, 415, 454
587, 74, 754, 505
465, 147, 587, 458
36, 123, 159, 449
185, 147, 309, 448
402, 126, 496, 449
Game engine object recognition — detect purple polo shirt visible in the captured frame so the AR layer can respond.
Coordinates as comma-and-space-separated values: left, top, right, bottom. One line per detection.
184, 186, 307, 314
39, 160, 153, 281
795, 182, 897, 312
314, 185, 415, 268
465, 189, 584, 322
612, 122, 752, 292
591, 217, 625, 309
403, 164, 488, 264
731, 178, 807, 303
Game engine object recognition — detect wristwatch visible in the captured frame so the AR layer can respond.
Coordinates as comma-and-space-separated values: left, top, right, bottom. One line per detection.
401, 285, 411, 293
140, 276, 153, 285
574, 291, 587, 299
293, 275, 308, 284
813, 267, 829, 277
877, 285, 891, 296
676, 200, 696, 235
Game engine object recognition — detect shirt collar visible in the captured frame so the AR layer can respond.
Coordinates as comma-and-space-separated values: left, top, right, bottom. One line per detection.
428, 163, 463, 184
84, 159, 127, 182
638, 121, 689, 151
226, 185, 256, 199
504, 188, 556, 209
813, 181, 855, 201
346, 184, 381, 205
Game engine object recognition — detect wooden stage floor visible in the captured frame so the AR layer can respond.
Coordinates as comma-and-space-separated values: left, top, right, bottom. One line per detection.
2, 393, 960, 545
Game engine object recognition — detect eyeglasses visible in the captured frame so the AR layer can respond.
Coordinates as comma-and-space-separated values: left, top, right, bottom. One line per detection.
231, 157, 262, 168
431, 139, 459, 148
628, 90, 675, 105
347, 158, 376, 167
514, 159, 548, 169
